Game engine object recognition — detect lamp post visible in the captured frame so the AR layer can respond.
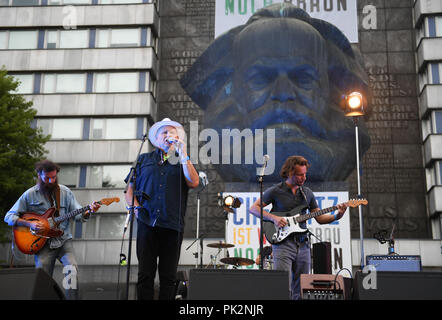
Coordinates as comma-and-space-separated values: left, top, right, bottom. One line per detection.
344, 92, 366, 269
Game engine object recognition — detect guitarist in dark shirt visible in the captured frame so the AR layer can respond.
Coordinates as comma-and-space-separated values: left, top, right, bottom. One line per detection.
249, 155, 347, 300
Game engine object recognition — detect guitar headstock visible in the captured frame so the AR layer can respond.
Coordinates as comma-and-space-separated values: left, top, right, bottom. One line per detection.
100, 197, 120, 206
347, 198, 368, 207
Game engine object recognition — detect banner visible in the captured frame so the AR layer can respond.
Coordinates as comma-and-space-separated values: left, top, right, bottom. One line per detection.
225, 191, 352, 275
215, 0, 358, 42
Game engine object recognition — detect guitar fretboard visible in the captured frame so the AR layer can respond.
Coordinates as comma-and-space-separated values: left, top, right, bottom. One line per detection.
53, 205, 94, 224
295, 204, 342, 223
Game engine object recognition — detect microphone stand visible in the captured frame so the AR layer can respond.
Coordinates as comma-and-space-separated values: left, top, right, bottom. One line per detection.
257, 156, 269, 270
186, 233, 206, 268
258, 174, 264, 270
123, 133, 147, 300
194, 181, 207, 268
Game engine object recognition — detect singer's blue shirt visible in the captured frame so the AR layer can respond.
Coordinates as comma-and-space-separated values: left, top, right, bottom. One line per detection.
124, 149, 189, 233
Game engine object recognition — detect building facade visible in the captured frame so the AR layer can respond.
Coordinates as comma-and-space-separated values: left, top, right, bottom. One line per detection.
414, 0, 442, 240
0, 0, 441, 299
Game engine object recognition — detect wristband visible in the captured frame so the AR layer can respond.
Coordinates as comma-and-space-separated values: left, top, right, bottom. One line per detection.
181, 155, 190, 163
126, 206, 142, 210
333, 213, 339, 221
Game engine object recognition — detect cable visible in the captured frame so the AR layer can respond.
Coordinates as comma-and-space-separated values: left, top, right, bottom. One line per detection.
116, 226, 127, 300
334, 267, 353, 298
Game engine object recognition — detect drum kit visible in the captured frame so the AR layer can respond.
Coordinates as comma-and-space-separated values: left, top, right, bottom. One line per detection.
204, 241, 273, 269
205, 241, 254, 269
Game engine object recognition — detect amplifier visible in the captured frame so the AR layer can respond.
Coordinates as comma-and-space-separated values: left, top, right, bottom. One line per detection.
366, 255, 422, 272
300, 274, 345, 300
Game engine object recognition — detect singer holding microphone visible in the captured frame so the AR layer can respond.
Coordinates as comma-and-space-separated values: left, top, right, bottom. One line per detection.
124, 118, 199, 300
249, 155, 347, 300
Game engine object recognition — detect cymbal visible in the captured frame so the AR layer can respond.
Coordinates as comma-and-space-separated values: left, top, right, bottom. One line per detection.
206, 242, 235, 249
220, 257, 255, 266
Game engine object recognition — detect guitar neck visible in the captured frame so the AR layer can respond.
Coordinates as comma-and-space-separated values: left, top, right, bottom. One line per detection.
53, 204, 95, 224
295, 203, 345, 223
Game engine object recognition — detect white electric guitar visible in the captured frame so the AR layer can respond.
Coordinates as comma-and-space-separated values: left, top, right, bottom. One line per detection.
262, 199, 368, 244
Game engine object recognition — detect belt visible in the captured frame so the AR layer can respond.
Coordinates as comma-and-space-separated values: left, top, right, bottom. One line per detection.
287, 233, 309, 243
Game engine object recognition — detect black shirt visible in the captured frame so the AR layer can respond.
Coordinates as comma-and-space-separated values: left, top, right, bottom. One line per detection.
125, 149, 189, 233
262, 181, 319, 230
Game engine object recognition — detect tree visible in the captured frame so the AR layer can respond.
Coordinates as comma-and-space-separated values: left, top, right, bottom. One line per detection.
0, 68, 50, 241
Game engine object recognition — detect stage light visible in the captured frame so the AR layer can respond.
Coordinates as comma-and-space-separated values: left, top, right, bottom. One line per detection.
342, 91, 366, 269
218, 194, 242, 213
344, 92, 364, 117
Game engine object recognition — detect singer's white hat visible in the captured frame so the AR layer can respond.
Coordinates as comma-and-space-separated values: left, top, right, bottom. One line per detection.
148, 118, 186, 149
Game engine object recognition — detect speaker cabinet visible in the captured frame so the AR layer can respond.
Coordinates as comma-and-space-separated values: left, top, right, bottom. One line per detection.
0, 268, 65, 300
188, 269, 289, 300
354, 271, 442, 300
313, 242, 332, 274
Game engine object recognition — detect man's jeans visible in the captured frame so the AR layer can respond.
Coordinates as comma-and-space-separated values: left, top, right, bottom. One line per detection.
34, 240, 79, 300
273, 239, 311, 300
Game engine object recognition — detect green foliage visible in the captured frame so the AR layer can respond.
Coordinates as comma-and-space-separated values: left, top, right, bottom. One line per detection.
0, 68, 50, 241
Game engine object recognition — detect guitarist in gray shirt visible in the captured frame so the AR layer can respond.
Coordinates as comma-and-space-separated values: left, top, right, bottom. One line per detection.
250, 155, 347, 300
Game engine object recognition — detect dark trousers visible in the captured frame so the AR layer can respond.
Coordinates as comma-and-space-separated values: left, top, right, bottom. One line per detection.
136, 221, 183, 300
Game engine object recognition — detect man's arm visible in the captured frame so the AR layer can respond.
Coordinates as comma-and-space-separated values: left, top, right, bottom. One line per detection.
249, 198, 288, 228
314, 204, 347, 224
174, 140, 199, 189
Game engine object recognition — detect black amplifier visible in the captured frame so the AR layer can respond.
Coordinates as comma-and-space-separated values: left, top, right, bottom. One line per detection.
366, 255, 422, 272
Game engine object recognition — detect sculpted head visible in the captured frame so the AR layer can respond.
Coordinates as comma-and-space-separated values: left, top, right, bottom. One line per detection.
181, 4, 370, 182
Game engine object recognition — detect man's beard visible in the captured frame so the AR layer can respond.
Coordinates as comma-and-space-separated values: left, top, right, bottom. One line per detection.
38, 178, 58, 198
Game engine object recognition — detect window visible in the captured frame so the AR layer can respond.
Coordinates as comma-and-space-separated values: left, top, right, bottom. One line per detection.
75, 214, 137, 239
97, 28, 140, 48
8, 31, 38, 49
87, 165, 130, 188
49, 0, 91, 4
428, 16, 442, 37
36, 118, 83, 139
94, 72, 139, 93
58, 165, 79, 188
10, 74, 34, 94
99, 0, 143, 4
435, 111, 442, 134
437, 16, 442, 37
429, 63, 441, 84
98, 214, 129, 239
437, 161, 442, 185
43, 73, 86, 93
91, 118, 137, 139
46, 29, 89, 49
0, 31, 6, 49
12, 0, 38, 5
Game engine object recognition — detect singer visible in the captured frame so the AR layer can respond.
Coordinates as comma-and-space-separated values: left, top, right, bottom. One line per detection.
124, 118, 199, 300
249, 155, 347, 300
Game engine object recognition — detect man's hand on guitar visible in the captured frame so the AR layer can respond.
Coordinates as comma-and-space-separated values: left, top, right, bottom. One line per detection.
335, 203, 347, 220
273, 215, 287, 228
84, 201, 101, 218
29, 221, 45, 233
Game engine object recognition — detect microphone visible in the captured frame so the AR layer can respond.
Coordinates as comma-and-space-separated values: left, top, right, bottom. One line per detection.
257, 155, 270, 176
166, 137, 179, 144
199, 171, 208, 187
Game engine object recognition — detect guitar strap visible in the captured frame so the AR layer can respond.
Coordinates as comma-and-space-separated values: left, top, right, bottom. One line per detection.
53, 185, 61, 217
298, 186, 310, 210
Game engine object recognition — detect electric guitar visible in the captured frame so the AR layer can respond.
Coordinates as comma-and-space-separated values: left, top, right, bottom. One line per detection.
263, 199, 368, 244
13, 197, 120, 254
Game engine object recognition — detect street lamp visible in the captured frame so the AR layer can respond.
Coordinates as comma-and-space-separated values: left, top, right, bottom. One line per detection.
344, 91, 366, 269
